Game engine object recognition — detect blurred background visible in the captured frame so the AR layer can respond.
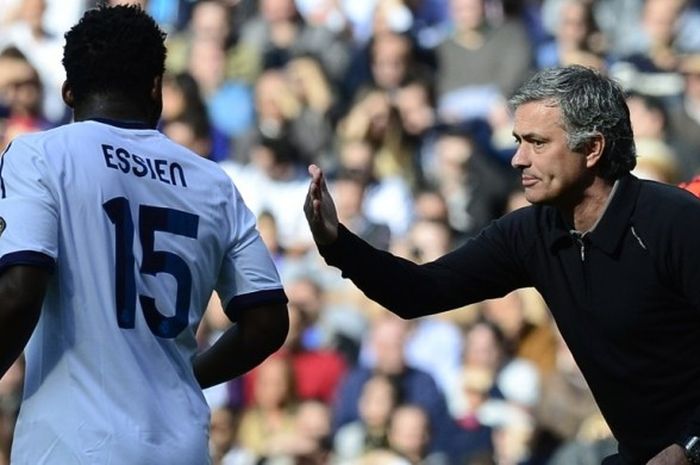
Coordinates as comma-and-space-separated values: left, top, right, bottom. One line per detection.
3, 0, 700, 463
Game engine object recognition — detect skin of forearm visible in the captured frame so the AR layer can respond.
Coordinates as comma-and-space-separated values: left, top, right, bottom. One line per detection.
193, 306, 288, 389
0, 267, 48, 377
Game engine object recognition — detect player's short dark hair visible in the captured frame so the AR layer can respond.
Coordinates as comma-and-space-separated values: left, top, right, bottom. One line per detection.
62, 5, 167, 105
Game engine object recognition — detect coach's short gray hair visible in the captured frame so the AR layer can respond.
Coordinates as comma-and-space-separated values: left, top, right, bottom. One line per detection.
508, 66, 636, 180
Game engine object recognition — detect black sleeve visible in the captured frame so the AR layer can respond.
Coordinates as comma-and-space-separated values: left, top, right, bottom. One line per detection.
319, 214, 533, 319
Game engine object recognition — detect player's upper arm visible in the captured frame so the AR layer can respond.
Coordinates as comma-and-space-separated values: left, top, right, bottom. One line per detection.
0, 138, 59, 270
214, 179, 287, 322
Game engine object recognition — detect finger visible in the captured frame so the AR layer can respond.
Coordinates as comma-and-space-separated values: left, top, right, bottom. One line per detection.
317, 168, 330, 196
308, 164, 321, 182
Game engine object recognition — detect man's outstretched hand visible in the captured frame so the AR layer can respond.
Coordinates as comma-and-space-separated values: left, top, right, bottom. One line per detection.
304, 164, 339, 245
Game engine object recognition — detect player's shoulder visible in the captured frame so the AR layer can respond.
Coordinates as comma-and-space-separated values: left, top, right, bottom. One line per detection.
4, 122, 98, 158
1, 126, 65, 166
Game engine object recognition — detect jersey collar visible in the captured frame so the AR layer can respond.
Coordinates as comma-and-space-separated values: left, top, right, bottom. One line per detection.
89, 118, 153, 130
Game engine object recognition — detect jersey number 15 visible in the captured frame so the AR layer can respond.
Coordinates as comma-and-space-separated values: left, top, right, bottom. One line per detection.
103, 196, 200, 338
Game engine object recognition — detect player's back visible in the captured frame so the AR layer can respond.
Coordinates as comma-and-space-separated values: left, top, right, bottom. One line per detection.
7, 120, 244, 464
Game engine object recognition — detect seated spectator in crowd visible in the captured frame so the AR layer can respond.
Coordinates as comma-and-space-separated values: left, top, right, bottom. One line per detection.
394, 76, 440, 182
435, 0, 532, 123
285, 55, 337, 165
608, 0, 695, 98
668, 53, 700, 177
260, 399, 333, 465
235, 68, 324, 166
162, 111, 214, 159
533, 331, 605, 461
448, 366, 494, 464
335, 138, 414, 238
422, 129, 513, 242
535, 0, 606, 70
210, 406, 257, 465
333, 168, 392, 251
238, 355, 299, 458
412, 189, 449, 224
547, 411, 617, 465
338, 88, 420, 190
0, 47, 49, 148
539, 0, 640, 60
333, 314, 457, 456
238, 0, 350, 85
343, 29, 432, 110
387, 404, 450, 465
186, 37, 255, 143
222, 132, 314, 253
334, 374, 400, 462
479, 290, 558, 377
166, 1, 257, 145
625, 91, 682, 183
160, 71, 231, 161
275, 276, 348, 403
0, 0, 65, 123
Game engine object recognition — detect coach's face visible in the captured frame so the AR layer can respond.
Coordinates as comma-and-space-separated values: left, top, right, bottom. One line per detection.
511, 101, 600, 206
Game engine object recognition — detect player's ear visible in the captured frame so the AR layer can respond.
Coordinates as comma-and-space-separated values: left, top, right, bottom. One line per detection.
151, 75, 163, 102
61, 81, 74, 108
149, 75, 164, 126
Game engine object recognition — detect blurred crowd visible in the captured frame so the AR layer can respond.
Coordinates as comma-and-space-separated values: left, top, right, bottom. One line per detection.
3, 0, 700, 463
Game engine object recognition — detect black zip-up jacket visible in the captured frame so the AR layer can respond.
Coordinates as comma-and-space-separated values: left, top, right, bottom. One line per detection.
319, 174, 700, 464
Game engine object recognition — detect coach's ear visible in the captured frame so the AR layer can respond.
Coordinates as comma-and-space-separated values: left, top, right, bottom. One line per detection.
585, 133, 605, 169
61, 81, 74, 109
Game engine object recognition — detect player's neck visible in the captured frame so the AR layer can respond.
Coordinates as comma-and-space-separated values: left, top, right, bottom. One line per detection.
73, 98, 160, 129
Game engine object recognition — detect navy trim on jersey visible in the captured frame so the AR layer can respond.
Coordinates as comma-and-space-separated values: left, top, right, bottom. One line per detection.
225, 288, 288, 321
90, 118, 153, 130
0, 141, 12, 199
0, 250, 55, 275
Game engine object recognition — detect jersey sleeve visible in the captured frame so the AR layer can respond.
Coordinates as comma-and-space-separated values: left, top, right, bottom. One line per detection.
215, 182, 287, 321
0, 139, 58, 273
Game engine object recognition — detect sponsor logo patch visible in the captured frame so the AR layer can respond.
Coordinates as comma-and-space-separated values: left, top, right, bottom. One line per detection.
0, 217, 5, 237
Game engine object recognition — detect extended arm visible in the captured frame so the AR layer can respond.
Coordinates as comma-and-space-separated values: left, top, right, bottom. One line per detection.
0, 265, 50, 378
193, 301, 289, 389
303, 164, 528, 319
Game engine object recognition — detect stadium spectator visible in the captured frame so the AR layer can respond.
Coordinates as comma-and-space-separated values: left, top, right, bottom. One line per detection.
210, 406, 258, 465
333, 314, 457, 456
0, 0, 66, 122
333, 168, 392, 250
387, 404, 450, 465
535, 0, 606, 70
333, 374, 400, 462
0, 47, 49, 147
238, 0, 351, 85
435, 0, 532, 123
238, 355, 299, 457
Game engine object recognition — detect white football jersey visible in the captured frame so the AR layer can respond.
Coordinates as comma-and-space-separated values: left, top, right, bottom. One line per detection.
0, 119, 287, 465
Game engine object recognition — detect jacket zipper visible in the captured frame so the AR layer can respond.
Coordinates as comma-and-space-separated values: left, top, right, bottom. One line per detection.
572, 233, 586, 261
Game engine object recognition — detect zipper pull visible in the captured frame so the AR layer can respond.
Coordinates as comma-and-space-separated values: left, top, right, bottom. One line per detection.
572, 233, 586, 261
